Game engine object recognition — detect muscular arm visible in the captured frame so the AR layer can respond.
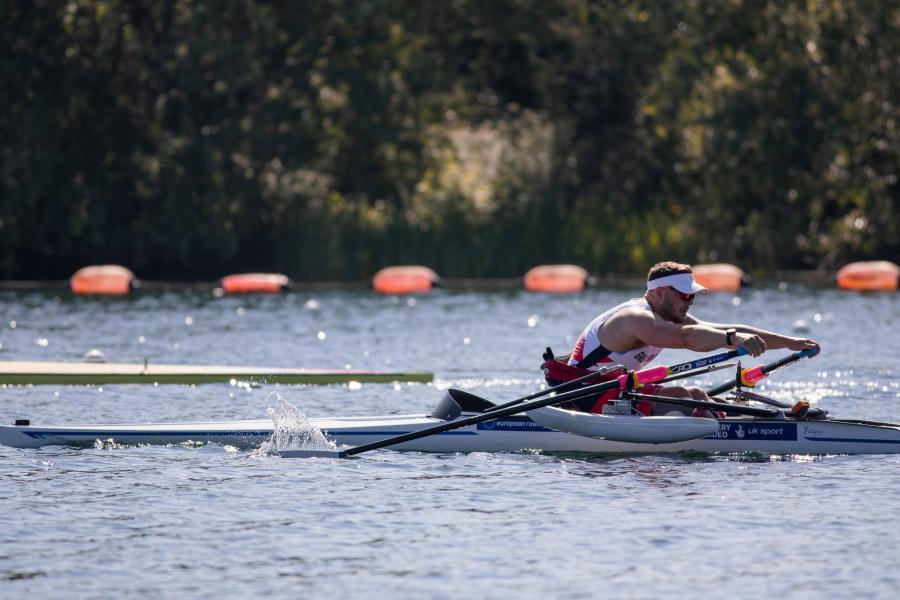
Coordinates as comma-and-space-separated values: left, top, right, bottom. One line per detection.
691, 317, 819, 352
600, 309, 817, 357
600, 309, 740, 353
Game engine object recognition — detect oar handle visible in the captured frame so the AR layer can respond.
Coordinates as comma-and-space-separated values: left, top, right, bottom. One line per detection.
706, 347, 819, 397
762, 347, 819, 374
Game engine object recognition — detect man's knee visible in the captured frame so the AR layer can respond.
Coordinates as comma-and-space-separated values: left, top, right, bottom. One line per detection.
659, 386, 690, 398
687, 386, 711, 401
650, 386, 691, 415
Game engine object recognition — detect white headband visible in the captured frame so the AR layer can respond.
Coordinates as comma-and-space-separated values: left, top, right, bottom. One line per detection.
646, 272, 709, 295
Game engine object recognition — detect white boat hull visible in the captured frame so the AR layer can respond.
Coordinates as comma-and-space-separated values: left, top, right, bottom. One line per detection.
4, 413, 900, 455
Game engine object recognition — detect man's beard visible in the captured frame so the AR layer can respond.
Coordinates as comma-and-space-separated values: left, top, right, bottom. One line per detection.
665, 305, 687, 324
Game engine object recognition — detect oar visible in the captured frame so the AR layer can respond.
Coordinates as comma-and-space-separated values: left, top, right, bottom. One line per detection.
281, 351, 745, 458
729, 389, 791, 409
551, 359, 740, 413
425, 348, 748, 421
706, 347, 820, 397
487, 347, 747, 414
625, 392, 781, 418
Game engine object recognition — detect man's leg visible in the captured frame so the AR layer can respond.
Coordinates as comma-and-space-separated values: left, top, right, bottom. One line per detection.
647, 386, 713, 416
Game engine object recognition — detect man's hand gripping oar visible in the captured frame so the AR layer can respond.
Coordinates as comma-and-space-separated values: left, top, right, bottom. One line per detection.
280, 349, 748, 459
706, 347, 821, 416
619, 348, 822, 418
706, 347, 820, 397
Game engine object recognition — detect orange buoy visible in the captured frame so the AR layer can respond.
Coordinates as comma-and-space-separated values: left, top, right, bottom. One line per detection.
523, 264, 589, 293
836, 261, 899, 291
692, 263, 745, 293
70, 265, 136, 296
220, 273, 289, 294
372, 266, 439, 294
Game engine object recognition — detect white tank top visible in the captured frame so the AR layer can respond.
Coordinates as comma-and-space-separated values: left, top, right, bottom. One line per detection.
568, 297, 663, 371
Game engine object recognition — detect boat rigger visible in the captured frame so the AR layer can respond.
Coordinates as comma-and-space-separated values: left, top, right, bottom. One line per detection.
0, 360, 433, 385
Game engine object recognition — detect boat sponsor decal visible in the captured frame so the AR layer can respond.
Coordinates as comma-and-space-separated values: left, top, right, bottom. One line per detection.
669, 361, 694, 373
477, 416, 554, 432
801, 425, 825, 438
799, 424, 900, 445
803, 438, 900, 444
705, 421, 797, 441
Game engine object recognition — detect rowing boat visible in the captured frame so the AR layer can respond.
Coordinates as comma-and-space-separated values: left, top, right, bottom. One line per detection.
4, 396, 900, 455
5, 349, 896, 456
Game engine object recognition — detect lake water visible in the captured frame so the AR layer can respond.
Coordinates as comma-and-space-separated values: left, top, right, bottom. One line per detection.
2, 285, 899, 598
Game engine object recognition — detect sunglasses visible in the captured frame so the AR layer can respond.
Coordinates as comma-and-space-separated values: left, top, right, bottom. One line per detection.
668, 287, 695, 302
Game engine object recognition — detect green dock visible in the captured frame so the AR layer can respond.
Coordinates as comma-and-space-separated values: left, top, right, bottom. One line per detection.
0, 360, 433, 386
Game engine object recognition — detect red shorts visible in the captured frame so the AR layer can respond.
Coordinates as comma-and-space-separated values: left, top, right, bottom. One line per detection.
589, 383, 664, 416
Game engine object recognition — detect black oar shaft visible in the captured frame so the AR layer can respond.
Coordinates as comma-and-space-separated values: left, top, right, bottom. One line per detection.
726, 390, 792, 409
706, 382, 736, 398
706, 348, 818, 397
657, 360, 736, 385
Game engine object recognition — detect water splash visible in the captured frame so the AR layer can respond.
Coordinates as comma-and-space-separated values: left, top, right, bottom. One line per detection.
93, 438, 141, 450
257, 395, 335, 455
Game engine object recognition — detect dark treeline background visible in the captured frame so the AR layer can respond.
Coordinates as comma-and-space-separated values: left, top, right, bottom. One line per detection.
2, 0, 898, 280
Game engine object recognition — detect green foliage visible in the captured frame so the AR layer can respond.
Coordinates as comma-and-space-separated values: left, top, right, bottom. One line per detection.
2, 0, 898, 279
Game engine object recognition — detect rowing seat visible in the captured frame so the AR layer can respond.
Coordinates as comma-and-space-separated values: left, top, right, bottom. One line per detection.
539, 348, 639, 414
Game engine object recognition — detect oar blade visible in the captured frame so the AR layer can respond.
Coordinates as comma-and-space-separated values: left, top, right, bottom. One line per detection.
279, 448, 347, 459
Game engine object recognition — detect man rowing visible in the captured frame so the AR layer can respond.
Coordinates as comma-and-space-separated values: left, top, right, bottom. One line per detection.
543, 261, 820, 415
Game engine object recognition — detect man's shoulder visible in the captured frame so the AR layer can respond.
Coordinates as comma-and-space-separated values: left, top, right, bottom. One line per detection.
606, 305, 655, 324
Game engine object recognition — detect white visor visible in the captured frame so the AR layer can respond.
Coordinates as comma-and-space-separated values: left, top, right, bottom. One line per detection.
646, 272, 709, 295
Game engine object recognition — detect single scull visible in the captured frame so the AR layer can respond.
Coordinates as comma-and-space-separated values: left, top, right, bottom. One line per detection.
5, 349, 897, 456
3, 392, 900, 455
